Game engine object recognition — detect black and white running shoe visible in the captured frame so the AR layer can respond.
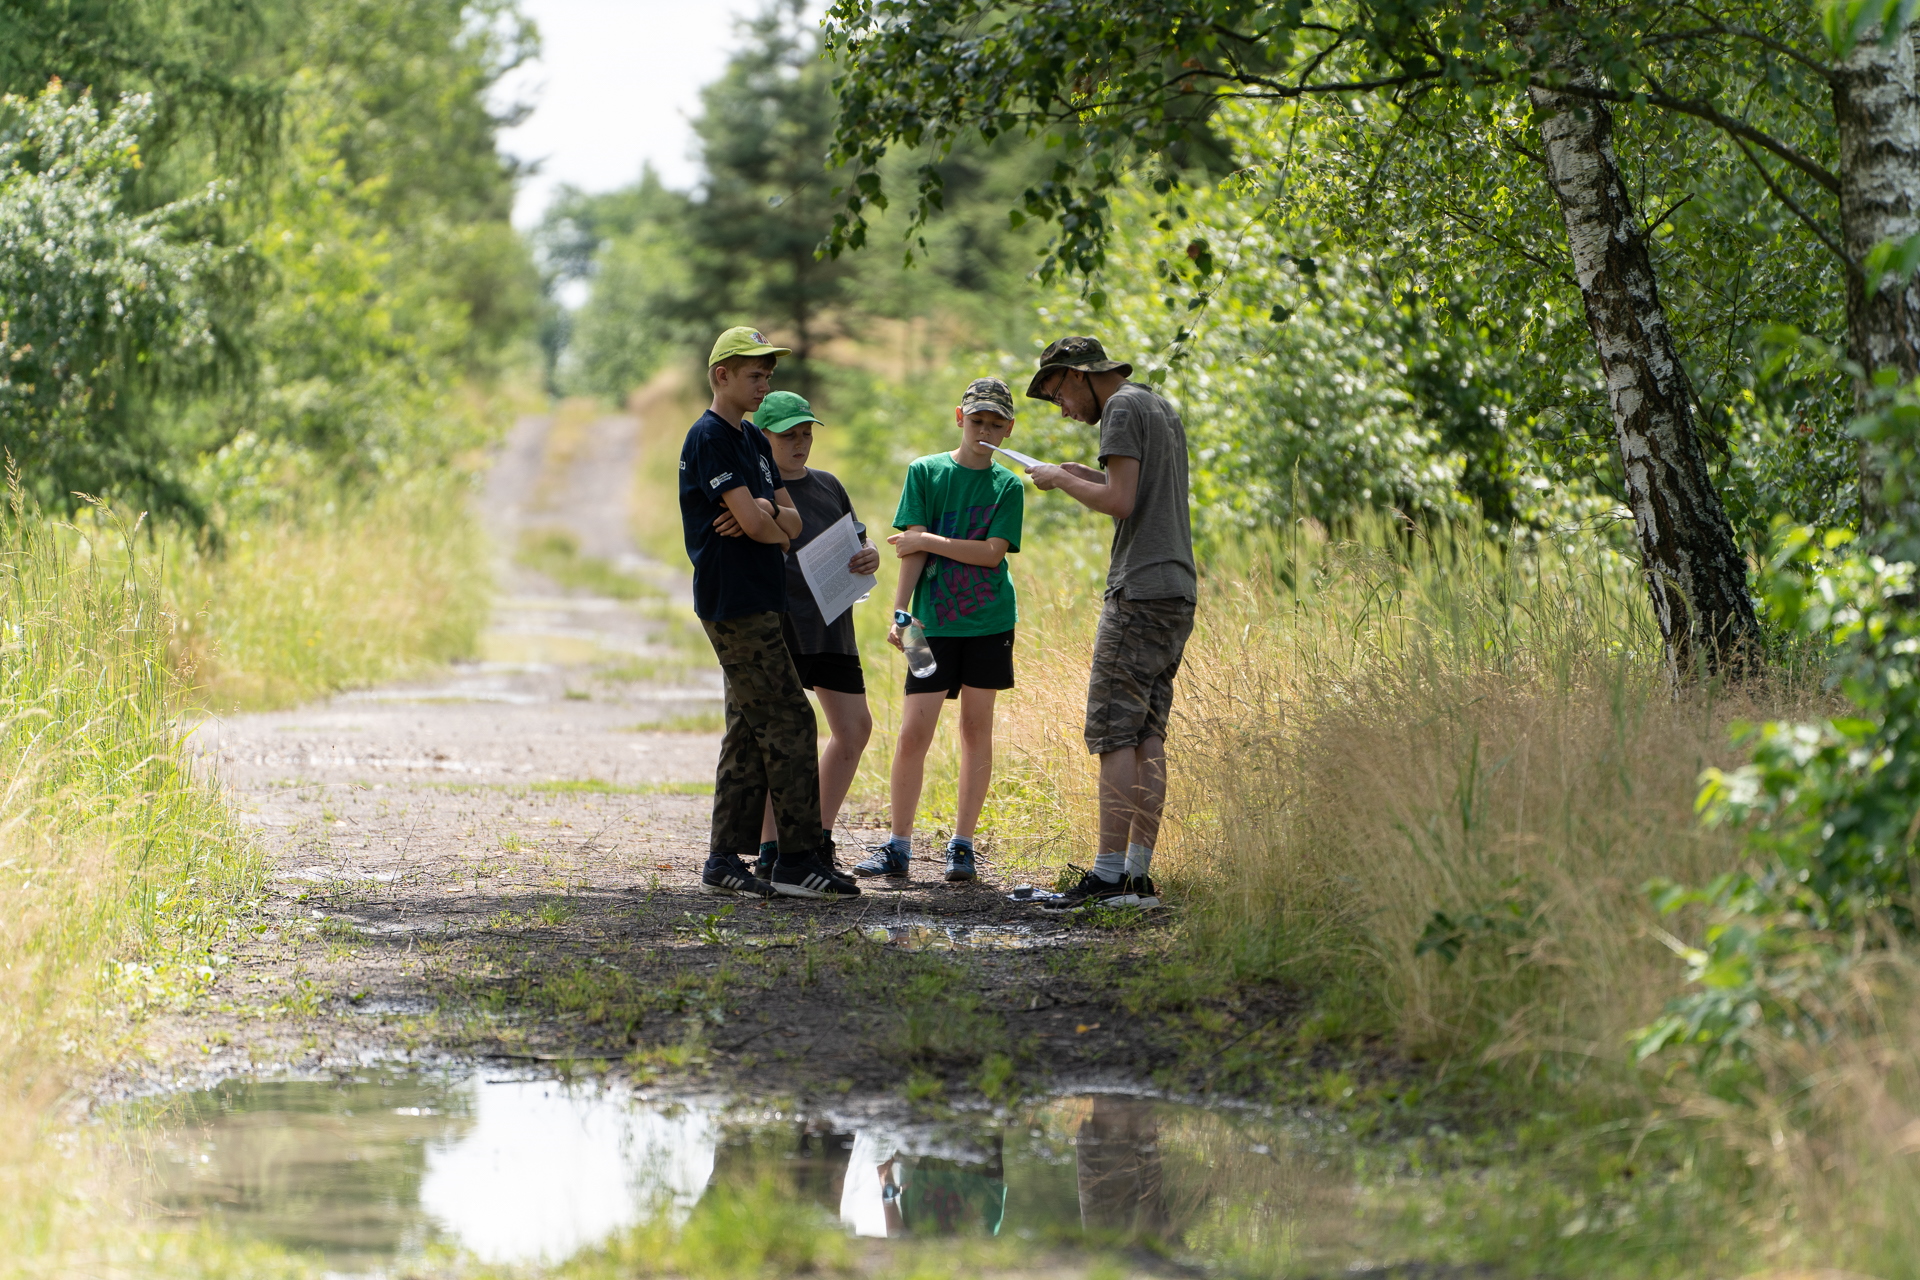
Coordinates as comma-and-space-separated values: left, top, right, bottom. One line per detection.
771, 851, 861, 900
701, 853, 776, 898
1124, 873, 1161, 909
1036, 864, 1131, 913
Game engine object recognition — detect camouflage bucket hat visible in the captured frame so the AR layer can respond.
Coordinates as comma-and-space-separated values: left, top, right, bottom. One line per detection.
1025, 335, 1133, 400
958, 376, 1016, 420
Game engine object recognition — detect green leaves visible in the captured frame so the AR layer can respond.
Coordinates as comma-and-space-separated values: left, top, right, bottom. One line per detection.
1819, 0, 1920, 59
1862, 230, 1920, 298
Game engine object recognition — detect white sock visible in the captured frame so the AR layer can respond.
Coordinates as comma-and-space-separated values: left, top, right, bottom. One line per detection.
1092, 850, 1125, 883
1125, 842, 1153, 879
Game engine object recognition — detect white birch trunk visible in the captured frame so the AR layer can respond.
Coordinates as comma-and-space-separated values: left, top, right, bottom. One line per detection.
1528, 69, 1759, 678
1835, 29, 1920, 522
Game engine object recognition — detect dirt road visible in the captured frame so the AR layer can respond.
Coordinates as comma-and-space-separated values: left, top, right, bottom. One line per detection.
134, 407, 1193, 1100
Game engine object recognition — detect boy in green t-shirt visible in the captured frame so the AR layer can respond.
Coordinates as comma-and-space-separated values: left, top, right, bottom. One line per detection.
851, 378, 1025, 884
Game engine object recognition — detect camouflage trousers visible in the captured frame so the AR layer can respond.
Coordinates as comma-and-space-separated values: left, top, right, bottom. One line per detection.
702, 611, 821, 857
1083, 595, 1196, 755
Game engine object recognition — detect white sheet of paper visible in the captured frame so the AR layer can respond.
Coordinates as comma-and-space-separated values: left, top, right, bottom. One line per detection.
796, 512, 875, 626
989, 444, 1049, 471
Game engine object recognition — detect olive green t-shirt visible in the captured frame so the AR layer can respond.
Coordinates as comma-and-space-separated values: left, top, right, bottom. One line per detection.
892, 453, 1025, 637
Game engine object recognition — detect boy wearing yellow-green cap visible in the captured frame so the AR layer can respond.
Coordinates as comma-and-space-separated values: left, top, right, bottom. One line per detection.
680, 327, 860, 901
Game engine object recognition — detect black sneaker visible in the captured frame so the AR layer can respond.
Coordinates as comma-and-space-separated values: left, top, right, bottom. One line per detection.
944, 844, 977, 882
1036, 865, 1129, 913
851, 842, 910, 878
1123, 873, 1160, 909
702, 853, 775, 898
753, 848, 776, 879
771, 850, 862, 900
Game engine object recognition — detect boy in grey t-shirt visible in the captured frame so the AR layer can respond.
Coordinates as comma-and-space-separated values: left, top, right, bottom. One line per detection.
1024, 336, 1197, 914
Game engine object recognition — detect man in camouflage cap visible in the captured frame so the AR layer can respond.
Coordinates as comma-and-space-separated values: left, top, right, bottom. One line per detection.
1024, 337, 1196, 915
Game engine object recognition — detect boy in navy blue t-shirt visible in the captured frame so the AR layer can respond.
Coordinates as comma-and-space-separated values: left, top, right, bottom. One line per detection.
680, 327, 859, 901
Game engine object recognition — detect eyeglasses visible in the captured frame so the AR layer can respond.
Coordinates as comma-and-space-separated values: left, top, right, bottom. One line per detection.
1035, 370, 1075, 405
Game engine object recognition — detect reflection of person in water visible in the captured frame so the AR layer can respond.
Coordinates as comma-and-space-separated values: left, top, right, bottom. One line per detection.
1075, 1095, 1169, 1239
839, 1130, 1007, 1237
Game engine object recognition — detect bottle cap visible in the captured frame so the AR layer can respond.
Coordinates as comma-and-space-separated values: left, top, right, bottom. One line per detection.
893, 610, 913, 626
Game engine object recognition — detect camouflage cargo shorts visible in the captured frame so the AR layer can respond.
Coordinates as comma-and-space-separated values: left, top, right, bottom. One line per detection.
1083, 595, 1196, 755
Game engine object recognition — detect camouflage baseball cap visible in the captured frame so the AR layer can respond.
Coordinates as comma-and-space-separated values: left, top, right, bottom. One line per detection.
958, 376, 1016, 420
1025, 335, 1133, 400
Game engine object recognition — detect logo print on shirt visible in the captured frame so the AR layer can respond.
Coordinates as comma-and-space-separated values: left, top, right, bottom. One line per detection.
759, 455, 773, 487
708, 471, 733, 489
927, 503, 1002, 625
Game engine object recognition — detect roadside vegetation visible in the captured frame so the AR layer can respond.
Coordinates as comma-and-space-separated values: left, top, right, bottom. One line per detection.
12, 0, 1920, 1275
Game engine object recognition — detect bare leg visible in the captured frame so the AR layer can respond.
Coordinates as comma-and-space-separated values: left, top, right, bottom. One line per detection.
954, 686, 998, 840
888, 691, 948, 840
1097, 734, 1167, 856
814, 688, 874, 833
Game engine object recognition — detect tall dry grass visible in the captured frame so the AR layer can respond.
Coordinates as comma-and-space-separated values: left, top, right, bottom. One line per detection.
163, 476, 491, 710
882, 516, 1821, 1076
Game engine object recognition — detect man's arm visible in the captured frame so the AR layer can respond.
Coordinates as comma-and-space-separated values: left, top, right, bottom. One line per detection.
888, 530, 1011, 569
1029, 455, 1139, 519
769, 486, 803, 539
717, 486, 790, 549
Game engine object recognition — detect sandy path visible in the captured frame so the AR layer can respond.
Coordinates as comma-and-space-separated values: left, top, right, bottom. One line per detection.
124, 407, 1201, 1100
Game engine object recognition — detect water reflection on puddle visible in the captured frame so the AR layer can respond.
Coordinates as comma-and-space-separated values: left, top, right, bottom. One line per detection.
131, 1071, 1361, 1274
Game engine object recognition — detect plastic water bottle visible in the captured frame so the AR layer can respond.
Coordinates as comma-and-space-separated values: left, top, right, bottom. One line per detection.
895, 610, 938, 678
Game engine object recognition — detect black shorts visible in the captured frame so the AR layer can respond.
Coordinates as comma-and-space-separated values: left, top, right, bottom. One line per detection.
904, 629, 1015, 700
780, 614, 865, 695
791, 650, 865, 695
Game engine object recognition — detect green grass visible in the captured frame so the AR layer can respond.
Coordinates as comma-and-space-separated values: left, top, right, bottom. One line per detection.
516, 527, 661, 600
0, 496, 266, 1268
529, 778, 714, 795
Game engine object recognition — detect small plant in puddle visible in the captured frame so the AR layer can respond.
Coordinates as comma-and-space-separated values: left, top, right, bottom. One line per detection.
975, 1051, 1018, 1103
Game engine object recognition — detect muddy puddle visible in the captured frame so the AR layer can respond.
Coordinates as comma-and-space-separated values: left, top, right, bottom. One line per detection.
125, 1070, 1379, 1275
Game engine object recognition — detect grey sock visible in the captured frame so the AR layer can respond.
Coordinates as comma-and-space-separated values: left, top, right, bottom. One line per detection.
1125, 842, 1153, 879
887, 833, 911, 855
1092, 850, 1125, 883
949, 835, 974, 852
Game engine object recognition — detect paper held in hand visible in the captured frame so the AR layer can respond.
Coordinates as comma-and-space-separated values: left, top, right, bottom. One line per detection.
796, 512, 876, 626
988, 443, 1049, 471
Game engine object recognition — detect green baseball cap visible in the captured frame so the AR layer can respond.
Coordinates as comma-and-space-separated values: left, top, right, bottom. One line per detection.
708, 325, 792, 366
755, 390, 822, 435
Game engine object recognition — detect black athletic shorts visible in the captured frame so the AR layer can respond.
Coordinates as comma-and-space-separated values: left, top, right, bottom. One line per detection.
792, 650, 865, 695
904, 629, 1016, 700
779, 613, 865, 695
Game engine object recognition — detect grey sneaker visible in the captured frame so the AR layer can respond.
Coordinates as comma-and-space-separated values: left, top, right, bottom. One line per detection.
851, 842, 910, 878
944, 844, 977, 882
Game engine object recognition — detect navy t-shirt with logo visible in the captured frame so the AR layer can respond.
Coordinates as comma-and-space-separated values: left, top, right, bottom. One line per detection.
679, 409, 787, 621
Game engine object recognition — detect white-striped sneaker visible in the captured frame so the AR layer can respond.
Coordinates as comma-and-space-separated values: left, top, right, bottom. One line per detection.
770, 852, 861, 900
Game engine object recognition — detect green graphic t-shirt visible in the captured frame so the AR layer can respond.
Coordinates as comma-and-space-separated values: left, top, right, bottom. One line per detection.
892, 452, 1025, 637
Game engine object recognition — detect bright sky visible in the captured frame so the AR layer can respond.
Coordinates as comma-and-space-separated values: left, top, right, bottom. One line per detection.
497, 0, 826, 228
